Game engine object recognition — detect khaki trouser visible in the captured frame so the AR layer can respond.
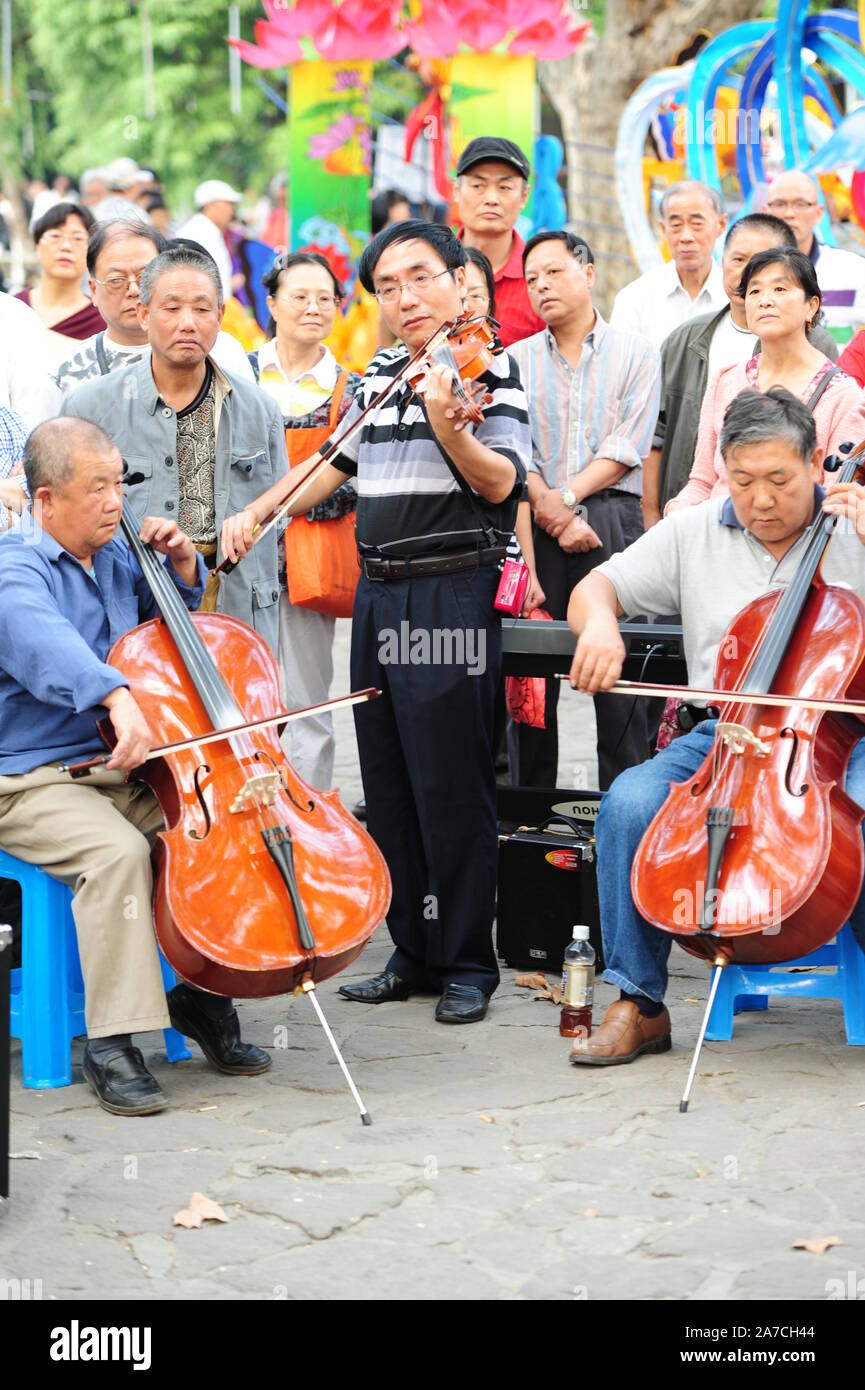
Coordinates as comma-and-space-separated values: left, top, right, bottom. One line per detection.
0, 764, 170, 1038
196, 541, 219, 613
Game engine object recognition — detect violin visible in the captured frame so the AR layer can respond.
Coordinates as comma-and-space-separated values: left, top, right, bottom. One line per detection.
72, 489, 392, 1120
217, 313, 503, 576
631, 443, 865, 968
406, 314, 500, 426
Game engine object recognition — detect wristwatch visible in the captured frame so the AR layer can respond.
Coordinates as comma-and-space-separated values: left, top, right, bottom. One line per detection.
560, 485, 579, 510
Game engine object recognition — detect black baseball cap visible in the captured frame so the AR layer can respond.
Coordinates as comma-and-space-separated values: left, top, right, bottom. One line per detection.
455, 137, 530, 181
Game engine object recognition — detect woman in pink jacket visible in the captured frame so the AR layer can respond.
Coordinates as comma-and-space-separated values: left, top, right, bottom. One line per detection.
667, 247, 865, 511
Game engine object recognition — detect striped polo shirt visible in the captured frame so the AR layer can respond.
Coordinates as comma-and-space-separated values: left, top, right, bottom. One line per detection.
330, 344, 531, 558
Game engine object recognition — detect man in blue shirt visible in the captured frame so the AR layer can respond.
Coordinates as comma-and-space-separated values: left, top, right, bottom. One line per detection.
0, 417, 271, 1114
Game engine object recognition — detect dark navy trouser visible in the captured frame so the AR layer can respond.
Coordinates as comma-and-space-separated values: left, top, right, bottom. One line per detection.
350, 566, 501, 995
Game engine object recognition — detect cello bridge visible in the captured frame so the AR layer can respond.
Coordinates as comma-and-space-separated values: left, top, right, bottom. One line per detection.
715, 721, 771, 757
229, 772, 282, 813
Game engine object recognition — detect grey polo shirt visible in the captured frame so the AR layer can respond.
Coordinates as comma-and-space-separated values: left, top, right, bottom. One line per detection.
597, 491, 865, 690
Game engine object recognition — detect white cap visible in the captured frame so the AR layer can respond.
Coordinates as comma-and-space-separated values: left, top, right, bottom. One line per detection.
105, 156, 149, 190
194, 179, 242, 208
572, 925, 590, 939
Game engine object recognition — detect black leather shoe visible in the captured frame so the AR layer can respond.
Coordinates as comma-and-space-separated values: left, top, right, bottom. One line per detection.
435, 983, 489, 1024
166, 986, 272, 1075
338, 971, 413, 1003
82, 1043, 167, 1116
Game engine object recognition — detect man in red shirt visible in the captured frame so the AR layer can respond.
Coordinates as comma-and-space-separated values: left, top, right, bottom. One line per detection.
455, 137, 545, 348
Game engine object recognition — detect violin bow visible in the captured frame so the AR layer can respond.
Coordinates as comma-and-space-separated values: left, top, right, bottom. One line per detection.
60, 687, 380, 777
555, 675, 865, 719
216, 316, 476, 576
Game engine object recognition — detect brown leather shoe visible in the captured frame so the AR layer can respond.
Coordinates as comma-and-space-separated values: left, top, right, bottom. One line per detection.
569, 999, 671, 1067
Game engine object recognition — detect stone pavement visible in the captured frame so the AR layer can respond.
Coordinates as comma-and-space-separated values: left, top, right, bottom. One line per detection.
2, 624, 864, 1301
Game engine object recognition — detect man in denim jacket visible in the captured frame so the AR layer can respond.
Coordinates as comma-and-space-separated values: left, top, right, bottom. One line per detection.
62, 245, 286, 652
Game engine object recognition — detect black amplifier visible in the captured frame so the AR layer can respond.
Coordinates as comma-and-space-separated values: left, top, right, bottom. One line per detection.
496, 785, 603, 973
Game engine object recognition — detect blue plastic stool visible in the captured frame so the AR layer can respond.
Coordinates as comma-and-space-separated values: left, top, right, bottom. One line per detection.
1, 848, 191, 1088
705, 922, 865, 1045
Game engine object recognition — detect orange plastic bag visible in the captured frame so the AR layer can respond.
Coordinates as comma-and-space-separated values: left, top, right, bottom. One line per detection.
284, 512, 360, 619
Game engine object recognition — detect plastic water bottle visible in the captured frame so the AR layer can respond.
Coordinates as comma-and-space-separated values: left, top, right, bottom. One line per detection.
560, 925, 595, 1038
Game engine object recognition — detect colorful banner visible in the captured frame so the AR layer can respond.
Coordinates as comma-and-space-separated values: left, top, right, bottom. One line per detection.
288, 59, 373, 296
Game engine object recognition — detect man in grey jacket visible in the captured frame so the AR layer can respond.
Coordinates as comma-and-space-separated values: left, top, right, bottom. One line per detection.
643, 213, 838, 523
62, 245, 286, 652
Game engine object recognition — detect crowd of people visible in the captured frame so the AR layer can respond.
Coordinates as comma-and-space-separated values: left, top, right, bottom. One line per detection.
4, 133, 865, 1112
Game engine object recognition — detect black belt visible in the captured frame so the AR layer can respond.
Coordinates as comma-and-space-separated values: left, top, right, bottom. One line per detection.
362, 546, 507, 581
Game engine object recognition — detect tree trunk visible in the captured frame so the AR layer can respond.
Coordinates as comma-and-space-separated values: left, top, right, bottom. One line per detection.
539, 0, 764, 315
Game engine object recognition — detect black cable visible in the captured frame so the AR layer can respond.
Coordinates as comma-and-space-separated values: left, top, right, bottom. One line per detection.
610, 642, 666, 763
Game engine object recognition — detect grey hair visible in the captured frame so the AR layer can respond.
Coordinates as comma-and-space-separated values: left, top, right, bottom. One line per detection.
23, 418, 118, 495
87, 217, 166, 275
138, 246, 223, 308
659, 180, 724, 219
719, 387, 817, 464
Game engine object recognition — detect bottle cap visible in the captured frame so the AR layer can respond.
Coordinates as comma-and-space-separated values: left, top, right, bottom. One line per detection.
572, 925, 590, 940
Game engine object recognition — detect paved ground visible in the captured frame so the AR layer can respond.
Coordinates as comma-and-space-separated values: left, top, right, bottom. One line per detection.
2, 624, 864, 1301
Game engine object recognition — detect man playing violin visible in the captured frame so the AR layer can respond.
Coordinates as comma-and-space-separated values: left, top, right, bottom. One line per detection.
222, 220, 531, 1024
0, 418, 270, 1115
566, 387, 865, 1066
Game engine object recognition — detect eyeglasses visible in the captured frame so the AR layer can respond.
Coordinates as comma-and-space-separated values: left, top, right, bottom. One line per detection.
276, 291, 337, 310
766, 199, 819, 213
40, 231, 88, 247
92, 272, 146, 293
374, 268, 450, 305
466, 289, 490, 306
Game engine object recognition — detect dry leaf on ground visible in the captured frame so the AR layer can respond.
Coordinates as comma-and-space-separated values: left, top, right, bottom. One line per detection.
792, 1235, 841, 1255
480, 1114, 496, 1124
515, 971, 549, 990
173, 1191, 229, 1229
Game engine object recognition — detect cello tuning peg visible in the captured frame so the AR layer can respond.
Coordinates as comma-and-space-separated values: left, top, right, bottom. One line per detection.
823, 452, 843, 473
839, 441, 855, 454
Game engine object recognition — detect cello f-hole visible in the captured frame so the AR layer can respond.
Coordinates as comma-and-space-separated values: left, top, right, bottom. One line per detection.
252, 748, 315, 813
780, 727, 809, 797
188, 764, 213, 840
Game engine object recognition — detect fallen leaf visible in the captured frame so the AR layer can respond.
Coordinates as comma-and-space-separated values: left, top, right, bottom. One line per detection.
480, 1114, 496, 1124
551, 985, 563, 1006
534, 988, 554, 1001
515, 971, 549, 989
198, 1105, 217, 1112
792, 1235, 842, 1255
695, 1169, 710, 1178
684, 998, 700, 1004
173, 1192, 229, 1229
584, 1207, 597, 1218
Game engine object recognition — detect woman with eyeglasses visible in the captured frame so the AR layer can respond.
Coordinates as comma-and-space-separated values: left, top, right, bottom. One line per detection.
16, 202, 105, 351
247, 251, 361, 791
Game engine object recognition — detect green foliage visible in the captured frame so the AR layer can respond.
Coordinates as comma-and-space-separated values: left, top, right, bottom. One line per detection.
19, 0, 288, 209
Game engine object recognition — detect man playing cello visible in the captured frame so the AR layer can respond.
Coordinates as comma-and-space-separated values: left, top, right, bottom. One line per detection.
0, 418, 270, 1115
566, 388, 865, 1066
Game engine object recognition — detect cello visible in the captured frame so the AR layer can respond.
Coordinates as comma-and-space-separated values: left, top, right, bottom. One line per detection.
629, 443, 865, 1106
66, 481, 391, 1123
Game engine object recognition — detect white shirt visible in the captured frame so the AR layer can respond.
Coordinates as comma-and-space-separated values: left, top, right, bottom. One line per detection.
53, 328, 254, 396
610, 259, 727, 349
175, 211, 233, 300
0, 291, 63, 429
255, 340, 339, 417
812, 241, 865, 333
707, 308, 759, 376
